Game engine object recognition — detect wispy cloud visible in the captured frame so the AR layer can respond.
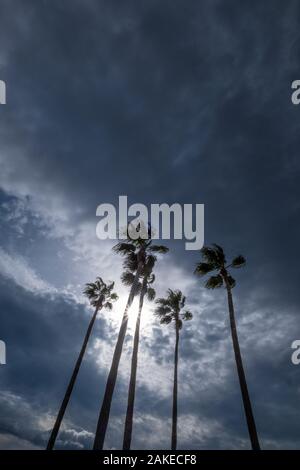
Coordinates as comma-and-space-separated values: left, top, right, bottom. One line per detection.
0, 248, 56, 295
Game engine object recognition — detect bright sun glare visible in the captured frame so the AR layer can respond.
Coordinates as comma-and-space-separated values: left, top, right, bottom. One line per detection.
111, 293, 155, 337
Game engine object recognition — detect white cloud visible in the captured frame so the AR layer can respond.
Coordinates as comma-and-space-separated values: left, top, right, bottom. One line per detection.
0, 247, 56, 295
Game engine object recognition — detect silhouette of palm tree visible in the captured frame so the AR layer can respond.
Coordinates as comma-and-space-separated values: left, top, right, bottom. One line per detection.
155, 289, 192, 450
195, 244, 260, 450
46, 278, 118, 450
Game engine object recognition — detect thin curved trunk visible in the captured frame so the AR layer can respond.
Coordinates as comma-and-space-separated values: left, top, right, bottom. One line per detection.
47, 305, 101, 450
171, 322, 179, 451
123, 278, 147, 450
224, 274, 260, 450
93, 263, 143, 450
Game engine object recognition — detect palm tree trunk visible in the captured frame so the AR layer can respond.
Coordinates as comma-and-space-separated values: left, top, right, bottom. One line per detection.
93, 263, 143, 450
47, 305, 100, 450
224, 275, 260, 450
122, 278, 147, 450
171, 323, 179, 450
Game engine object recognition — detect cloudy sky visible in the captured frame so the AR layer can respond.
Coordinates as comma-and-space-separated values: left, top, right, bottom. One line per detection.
0, 0, 300, 450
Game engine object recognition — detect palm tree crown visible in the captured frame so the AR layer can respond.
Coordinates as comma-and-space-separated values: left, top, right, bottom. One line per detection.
194, 243, 246, 288
114, 238, 168, 273
155, 289, 193, 329
114, 225, 168, 298
83, 277, 118, 310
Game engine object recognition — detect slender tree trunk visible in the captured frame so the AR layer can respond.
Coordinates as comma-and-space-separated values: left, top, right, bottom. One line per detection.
171, 323, 179, 451
93, 262, 143, 450
123, 278, 147, 450
47, 305, 101, 450
224, 274, 260, 450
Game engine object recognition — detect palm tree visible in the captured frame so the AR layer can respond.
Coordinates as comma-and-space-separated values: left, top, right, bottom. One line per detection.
122, 248, 167, 450
155, 289, 193, 450
93, 225, 168, 450
194, 244, 260, 450
46, 278, 118, 450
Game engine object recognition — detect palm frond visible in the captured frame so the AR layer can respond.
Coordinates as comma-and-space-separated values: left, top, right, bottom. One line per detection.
182, 310, 193, 321
83, 282, 96, 291
147, 253, 157, 266
95, 276, 104, 286
121, 271, 136, 287
179, 295, 186, 309
159, 315, 173, 325
106, 281, 115, 291
155, 297, 171, 307
154, 304, 172, 317
148, 273, 155, 285
200, 246, 220, 265
113, 242, 136, 255
194, 262, 215, 276
212, 244, 226, 264
104, 301, 113, 311
149, 245, 169, 254
83, 286, 94, 296
146, 287, 156, 301
142, 254, 156, 276
167, 288, 180, 301
83, 283, 97, 298
124, 252, 138, 272
231, 255, 246, 268
205, 274, 223, 289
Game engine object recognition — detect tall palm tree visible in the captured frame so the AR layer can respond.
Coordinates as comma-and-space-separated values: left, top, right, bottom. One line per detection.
93, 225, 168, 450
46, 278, 118, 450
122, 247, 167, 450
194, 244, 260, 450
155, 289, 193, 450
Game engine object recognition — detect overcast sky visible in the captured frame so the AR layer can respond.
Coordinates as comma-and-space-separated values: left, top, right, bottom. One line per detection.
0, 0, 300, 450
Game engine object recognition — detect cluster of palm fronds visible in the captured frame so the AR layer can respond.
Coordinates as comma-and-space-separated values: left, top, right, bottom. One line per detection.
47, 237, 260, 451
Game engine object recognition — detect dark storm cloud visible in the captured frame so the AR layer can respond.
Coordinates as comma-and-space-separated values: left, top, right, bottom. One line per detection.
1, 0, 300, 450
1, 0, 296, 208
